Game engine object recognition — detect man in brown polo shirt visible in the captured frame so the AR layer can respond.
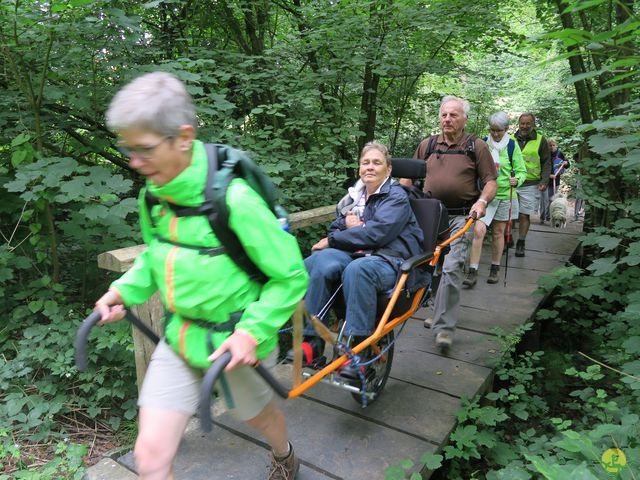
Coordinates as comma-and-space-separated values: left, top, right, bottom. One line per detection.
403, 96, 497, 349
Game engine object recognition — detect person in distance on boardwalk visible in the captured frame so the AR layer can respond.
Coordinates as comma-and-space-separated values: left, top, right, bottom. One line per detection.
463, 112, 526, 287
539, 138, 568, 224
401, 96, 497, 350
513, 113, 551, 256
94, 72, 308, 480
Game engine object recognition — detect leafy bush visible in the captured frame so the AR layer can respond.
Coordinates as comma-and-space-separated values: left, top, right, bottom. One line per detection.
0, 153, 140, 475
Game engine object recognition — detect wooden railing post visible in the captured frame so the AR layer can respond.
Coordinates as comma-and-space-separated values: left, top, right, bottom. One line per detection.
96, 205, 335, 390
97, 246, 164, 392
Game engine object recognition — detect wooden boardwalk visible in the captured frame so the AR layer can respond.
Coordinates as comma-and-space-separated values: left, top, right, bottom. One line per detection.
85, 219, 582, 480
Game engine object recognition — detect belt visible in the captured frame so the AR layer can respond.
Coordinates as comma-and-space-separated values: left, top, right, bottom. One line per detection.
446, 206, 471, 216
165, 310, 242, 332
446, 200, 477, 216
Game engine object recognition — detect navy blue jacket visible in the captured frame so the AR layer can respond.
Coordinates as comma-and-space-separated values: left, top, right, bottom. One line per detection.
327, 178, 424, 260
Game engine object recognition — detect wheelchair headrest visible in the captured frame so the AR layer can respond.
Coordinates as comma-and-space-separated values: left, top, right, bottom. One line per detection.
391, 157, 425, 179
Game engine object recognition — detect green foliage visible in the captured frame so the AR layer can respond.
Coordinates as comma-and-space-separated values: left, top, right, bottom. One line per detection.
432, 324, 640, 479
0, 429, 87, 480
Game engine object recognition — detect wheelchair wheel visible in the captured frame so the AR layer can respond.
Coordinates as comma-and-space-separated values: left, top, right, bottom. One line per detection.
350, 329, 394, 406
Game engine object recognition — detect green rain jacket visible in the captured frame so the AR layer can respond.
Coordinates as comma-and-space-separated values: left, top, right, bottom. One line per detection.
111, 140, 308, 368
494, 137, 527, 200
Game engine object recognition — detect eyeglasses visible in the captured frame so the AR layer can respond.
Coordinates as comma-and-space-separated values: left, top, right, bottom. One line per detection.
116, 136, 173, 159
489, 128, 506, 133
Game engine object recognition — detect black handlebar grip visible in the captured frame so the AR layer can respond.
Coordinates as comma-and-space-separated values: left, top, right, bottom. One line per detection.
74, 311, 102, 372
199, 351, 233, 432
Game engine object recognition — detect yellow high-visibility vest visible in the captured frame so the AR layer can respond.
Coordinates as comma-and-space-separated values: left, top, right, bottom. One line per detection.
521, 133, 543, 181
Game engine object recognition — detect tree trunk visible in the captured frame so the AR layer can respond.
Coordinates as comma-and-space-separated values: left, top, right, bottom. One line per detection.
358, 62, 381, 152
357, 1, 386, 152
555, 0, 596, 124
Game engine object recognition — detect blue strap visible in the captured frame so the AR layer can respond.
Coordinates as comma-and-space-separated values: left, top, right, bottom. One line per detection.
507, 139, 515, 164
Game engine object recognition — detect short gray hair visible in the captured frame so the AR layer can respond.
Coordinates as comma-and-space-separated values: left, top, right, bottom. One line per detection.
360, 141, 391, 166
106, 71, 197, 136
440, 95, 470, 118
488, 111, 510, 130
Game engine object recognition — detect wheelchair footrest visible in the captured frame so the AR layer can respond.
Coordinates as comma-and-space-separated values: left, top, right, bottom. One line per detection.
310, 355, 327, 369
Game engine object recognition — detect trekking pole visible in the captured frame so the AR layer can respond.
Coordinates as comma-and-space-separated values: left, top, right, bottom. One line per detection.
504, 169, 515, 287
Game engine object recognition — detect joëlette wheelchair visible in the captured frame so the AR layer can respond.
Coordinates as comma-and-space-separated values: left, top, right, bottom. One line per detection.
75, 158, 476, 432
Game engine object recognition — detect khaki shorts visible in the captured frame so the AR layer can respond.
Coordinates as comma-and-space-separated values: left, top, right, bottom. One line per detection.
516, 184, 540, 216
138, 339, 276, 421
481, 198, 519, 226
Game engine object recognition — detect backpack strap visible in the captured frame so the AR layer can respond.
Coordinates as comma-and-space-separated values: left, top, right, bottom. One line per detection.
425, 134, 477, 162
466, 134, 476, 163
424, 135, 438, 159
204, 144, 268, 284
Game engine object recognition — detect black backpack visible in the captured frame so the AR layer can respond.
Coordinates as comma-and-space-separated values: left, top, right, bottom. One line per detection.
144, 144, 288, 283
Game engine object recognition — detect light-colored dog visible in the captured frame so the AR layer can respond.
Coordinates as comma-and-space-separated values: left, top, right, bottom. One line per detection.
549, 194, 568, 228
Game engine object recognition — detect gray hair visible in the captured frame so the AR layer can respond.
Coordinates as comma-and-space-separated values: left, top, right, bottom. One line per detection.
106, 71, 197, 136
360, 141, 391, 166
440, 95, 470, 118
489, 111, 510, 130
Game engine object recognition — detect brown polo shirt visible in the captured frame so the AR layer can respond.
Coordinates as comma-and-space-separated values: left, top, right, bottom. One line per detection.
413, 133, 496, 209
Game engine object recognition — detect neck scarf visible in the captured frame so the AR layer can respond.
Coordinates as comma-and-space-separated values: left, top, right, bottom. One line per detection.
486, 134, 511, 170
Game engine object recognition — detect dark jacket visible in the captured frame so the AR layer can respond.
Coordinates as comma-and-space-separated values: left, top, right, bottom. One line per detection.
327, 178, 424, 260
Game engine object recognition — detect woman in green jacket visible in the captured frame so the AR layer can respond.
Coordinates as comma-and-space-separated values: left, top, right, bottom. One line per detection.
463, 111, 527, 286
94, 72, 308, 480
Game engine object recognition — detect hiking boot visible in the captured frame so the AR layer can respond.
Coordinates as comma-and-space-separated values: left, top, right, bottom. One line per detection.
515, 239, 525, 257
338, 337, 372, 381
435, 331, 452, 350
267, 443, 299, 480
338, 356, 370, 381
285, 337, 325, 367
487, 264, 500, 284
462, 268, 478, 288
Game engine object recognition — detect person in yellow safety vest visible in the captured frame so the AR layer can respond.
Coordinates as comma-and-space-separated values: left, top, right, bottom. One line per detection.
513, 113, 551, 257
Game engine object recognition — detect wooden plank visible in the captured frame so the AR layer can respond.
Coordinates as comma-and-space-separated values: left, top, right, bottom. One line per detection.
399, 318, 501, 368
289, 205, 335, 230
84, 458, 137, 480
478, 250, 570, 273
212, 395, 437, 479
390, 349, 492, 399
414, 305, 530, 336
119, 418, 336, 479
97, 244, 146, 273
301, 376, 461, 445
